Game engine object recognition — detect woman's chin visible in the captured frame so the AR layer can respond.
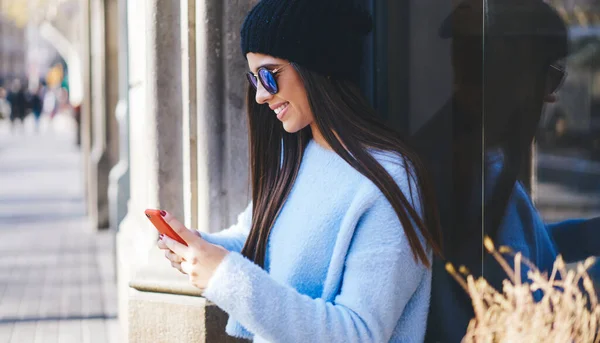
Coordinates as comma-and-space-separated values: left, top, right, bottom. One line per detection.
282, 122, 299, 133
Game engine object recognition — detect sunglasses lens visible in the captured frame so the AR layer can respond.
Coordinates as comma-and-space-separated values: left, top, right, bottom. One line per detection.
246, 72, 258, 89
258, 68, 279, 94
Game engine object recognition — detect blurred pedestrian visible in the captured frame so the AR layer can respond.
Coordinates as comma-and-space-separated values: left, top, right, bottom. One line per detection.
6, 80, 27, 132
30, 85, 44, 133
43, 87, 57, 119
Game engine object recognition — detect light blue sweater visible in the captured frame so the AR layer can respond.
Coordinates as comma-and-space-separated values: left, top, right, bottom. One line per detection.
201, 139, 432, 343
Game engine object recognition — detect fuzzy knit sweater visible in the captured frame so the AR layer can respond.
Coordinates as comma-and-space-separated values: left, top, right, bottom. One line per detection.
200, 139, 432, 343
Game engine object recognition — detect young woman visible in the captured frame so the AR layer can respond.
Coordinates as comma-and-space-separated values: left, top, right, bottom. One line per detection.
158, 0, 443, 341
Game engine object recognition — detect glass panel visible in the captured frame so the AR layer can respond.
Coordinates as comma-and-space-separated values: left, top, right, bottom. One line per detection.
534, 1, 600, 283
478, 0, 600, 339
405, 1, 486, 341
481, 0, 564, 274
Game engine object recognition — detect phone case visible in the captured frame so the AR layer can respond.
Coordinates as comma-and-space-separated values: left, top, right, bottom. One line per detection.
144, 209, 188, 246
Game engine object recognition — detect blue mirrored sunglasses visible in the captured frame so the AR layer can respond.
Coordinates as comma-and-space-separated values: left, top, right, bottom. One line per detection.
246, 63, 292, 95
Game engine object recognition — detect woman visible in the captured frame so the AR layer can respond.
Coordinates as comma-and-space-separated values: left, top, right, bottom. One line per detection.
158, 0, 443, 341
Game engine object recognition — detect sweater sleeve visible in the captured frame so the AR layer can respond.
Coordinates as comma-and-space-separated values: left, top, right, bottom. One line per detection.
202, 192, 429, 343
200, 202, 252, 253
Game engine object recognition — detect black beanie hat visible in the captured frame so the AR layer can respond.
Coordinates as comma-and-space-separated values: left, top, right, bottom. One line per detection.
241, 0, 373, 81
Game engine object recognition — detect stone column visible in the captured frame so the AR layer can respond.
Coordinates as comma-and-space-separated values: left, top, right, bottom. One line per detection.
79, 0, 93, 208
116, 0, 148, 337
108, 0, 130, 232
105, 0, 120, 166
181, 0, 199, 229
117, 0, 187, 339
87, 0, 109, 228
195, 0, 225, 233
219, 0, 255, 226
195, 0, 254, 234
88, 0, 120, 230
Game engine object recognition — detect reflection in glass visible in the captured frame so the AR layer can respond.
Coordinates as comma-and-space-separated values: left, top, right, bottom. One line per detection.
411, 0, 600, 341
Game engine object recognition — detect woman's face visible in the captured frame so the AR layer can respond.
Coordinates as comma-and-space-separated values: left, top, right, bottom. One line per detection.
247, 53, 314, 133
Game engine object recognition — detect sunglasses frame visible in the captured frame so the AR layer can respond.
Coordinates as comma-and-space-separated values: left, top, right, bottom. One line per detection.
246, 62, 292, 95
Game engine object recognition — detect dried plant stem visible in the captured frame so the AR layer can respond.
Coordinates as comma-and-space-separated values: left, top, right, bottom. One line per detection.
448, 239, 600, 343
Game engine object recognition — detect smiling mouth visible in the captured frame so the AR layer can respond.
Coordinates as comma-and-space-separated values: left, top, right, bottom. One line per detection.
274, 102, 289, 115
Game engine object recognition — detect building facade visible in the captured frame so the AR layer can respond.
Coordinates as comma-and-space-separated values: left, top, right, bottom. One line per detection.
0, 13, 26, 86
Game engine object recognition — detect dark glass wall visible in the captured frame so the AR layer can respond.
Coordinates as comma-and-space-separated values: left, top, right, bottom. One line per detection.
364, 0, 600, 341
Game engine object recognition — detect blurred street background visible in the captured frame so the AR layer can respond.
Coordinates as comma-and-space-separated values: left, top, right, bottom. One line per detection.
0, 114, 119, 342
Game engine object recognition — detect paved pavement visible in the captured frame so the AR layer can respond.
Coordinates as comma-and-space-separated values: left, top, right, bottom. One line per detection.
0, 115, 120, 343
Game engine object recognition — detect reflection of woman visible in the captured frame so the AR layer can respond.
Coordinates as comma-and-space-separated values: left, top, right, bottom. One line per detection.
157, 0, 443, 341
413, 1, 600, 341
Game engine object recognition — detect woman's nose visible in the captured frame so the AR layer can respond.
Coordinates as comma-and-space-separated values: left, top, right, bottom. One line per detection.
255, 82, 273, 104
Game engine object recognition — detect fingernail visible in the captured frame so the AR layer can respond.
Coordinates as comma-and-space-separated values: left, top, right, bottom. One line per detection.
159, 234, 164, 239
160, 210, 167, 217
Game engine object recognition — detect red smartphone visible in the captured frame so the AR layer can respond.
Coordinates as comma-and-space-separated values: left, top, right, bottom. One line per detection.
144, 209, 188, 246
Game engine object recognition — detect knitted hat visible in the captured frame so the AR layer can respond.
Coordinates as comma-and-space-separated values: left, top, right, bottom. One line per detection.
241, 0, 372, 81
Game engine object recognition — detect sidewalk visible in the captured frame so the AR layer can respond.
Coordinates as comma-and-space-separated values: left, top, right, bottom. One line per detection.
0, 115, 120, 343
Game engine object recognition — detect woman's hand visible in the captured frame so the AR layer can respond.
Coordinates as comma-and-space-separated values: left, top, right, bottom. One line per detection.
157, 212, 230, 293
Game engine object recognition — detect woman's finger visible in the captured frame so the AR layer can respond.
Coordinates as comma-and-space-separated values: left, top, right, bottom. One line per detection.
162, 211, 204, 248
165, 250, 183, 263
171, 261, 186, 274
161, 235, 189, 258
157, 238, 169, 250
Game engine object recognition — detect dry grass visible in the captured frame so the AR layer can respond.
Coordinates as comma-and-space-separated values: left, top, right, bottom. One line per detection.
447, 237, 600, 343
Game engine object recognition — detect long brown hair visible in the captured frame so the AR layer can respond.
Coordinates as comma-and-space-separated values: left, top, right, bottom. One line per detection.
241, 64, 443, 268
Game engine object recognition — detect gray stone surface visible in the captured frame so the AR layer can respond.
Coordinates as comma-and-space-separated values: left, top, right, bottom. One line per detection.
78, 0, 93, 223
196, 0, 226, 233
88, 0, 121, 230
108, 0, 131, 233
128, 289, 249, 343
222, 0, 255, 226
181, 0, 199, 228
196, 0, 255, 234
146, 0, 184, 219
0, 117, 120, 342
116, 0, 186, 337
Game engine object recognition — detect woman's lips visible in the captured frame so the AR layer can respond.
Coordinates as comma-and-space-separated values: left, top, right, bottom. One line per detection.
275, 103, 289, 121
